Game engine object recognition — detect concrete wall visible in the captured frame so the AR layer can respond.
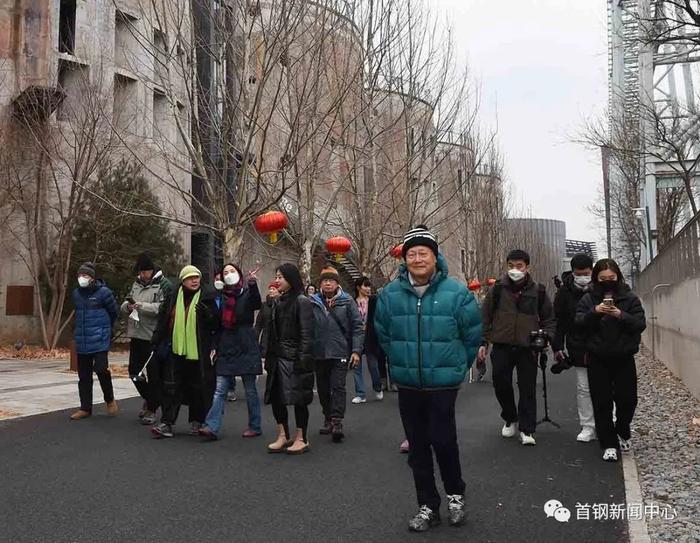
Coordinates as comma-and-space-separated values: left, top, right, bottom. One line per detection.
641, 277, 700, 400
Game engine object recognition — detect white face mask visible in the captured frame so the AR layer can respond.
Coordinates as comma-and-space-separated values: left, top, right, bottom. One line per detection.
507, 269, 526, 283
224, 271, 240, 286
573, 275, 592, 288
78, 276, 91, 288
214, 280, 224, 291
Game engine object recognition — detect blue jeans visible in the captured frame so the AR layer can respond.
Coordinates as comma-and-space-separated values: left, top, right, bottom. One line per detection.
353, 353, 382, 398
205, 374, 262, 435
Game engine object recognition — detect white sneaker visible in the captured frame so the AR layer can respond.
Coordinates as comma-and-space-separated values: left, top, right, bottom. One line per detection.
577, 428, 597, 442
603, 448, 618, 462
618, 437, 631, 452
519, 433, 536, 446
375, 390, 384, 401
501, 423, 517, 438
351, 396, 367, 404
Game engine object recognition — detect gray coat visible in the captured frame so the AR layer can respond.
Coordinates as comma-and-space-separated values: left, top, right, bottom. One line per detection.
310, 289, 364, 360
120, 270, 172, 341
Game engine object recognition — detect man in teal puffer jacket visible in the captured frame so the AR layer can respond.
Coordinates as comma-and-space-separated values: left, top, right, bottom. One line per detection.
375, 225, 482, 533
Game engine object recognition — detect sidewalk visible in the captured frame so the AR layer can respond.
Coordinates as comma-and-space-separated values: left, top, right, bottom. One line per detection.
0, 355, 138, 419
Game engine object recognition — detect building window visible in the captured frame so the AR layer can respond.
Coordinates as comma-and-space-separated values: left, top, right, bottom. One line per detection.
461, 249, 466, 275
113, 73, 138, 132
115, 10, 137, 70
57, 59, 88, 121
152, 91, 168, 138
457, 169, 463, 185
5, 286, 34, 316
153, 28, 167, 87
59, 0, 76, 54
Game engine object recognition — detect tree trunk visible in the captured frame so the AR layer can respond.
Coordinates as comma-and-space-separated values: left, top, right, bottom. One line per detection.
299, 239, 314, 286
223, 227, 244, 261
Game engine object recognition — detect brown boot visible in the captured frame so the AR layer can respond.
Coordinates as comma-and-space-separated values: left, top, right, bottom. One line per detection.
70, 410, 91, 421
106, 400, 119, 416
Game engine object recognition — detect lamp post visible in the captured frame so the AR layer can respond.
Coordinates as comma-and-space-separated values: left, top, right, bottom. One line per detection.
632, 206, 654, 263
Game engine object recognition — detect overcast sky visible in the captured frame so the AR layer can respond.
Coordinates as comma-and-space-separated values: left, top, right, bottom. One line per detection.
429, 0, 608, 243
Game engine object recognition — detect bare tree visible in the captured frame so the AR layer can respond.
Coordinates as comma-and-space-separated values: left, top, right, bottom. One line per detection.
0, 67, 120, 348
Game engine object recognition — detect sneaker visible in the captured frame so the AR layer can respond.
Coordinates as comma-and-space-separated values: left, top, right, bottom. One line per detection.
331, 418, 345, 443
140, 410, 157, 426
447, 495, 466, 527
618, 437, 632, 452
226, 392, 237, 402
189, 421, 203, 436
408, 505, 441, 532
151, 422, 173, 438
319, 419, 332, 435
351, 396, 367, 404
501, 423, 517, 438
242, 429, 262, 438
519, 433, 536, 446
577, 427, 597, 442
70, 409, 91, 421
400, 439, 410, 454
603, 448, 618, 462
105, 400, 119, 416
375, 390, 384, 401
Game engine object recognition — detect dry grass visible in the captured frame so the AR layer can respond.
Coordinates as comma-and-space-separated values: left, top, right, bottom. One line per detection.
0, 346, 70, 360
0, 408, 21, 419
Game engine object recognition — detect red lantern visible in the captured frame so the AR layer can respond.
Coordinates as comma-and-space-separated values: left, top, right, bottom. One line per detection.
390, 244, 403, 260
468, 279, 481, 292
254, 211, 288, 243
326, 236, 352, 262
487, 278, 496, 287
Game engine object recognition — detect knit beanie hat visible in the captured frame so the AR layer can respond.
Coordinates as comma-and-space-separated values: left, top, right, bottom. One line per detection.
77, 262, 96, 278
319, 266, 340, 282
179, 265, 201, 282
135, 252, 155, 272
402, 225, 438, 258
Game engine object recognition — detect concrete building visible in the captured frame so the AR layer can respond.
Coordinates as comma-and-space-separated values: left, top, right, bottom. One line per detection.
0, 0, 191, 343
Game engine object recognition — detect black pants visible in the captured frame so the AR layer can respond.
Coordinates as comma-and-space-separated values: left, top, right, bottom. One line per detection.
270, 371, 309, 441
160, 355, 205, 426
77, 351, 114, 411
491, 344, 538, 434
587, 355, 638, 450
315, 359, 347, 420
399, 388, 465, 510
128, 338, 160, 412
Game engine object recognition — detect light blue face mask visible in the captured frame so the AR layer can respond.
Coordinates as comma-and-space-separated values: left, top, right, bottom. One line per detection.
573, 275, 591, 288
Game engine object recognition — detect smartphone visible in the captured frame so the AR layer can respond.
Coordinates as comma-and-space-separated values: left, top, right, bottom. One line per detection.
603, 297, 614, 307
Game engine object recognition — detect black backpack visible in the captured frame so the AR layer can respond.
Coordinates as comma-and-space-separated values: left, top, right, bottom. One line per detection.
491, 280, 547, 317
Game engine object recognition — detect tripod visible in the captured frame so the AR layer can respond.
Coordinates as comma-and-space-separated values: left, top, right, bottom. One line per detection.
536, 351, 560, 429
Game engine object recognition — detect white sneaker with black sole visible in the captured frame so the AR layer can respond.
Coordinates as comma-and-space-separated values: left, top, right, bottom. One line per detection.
603, 448, 618, 462
577, 427, 597, 442
519, 433, 536, 446
351, 396, 367, 404
501, 423, 517, 438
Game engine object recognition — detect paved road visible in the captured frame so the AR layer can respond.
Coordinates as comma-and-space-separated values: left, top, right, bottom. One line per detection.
0, 364, 627, 543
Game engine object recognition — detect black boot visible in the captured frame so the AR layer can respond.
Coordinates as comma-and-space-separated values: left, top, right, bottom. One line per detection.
319, 418, 332, 435
331, 417, 344, 443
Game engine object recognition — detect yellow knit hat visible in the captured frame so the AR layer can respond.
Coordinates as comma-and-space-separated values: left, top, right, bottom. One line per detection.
179, 265, 201, 282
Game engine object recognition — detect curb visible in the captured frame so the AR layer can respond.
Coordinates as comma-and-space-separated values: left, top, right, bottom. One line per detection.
621, 450, 652, 543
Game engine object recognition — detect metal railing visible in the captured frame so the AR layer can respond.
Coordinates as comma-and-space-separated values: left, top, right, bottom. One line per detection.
636, 211, 700, 297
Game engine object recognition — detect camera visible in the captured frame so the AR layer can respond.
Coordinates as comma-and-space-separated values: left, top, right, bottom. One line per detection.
529, 329, 549, 353
551, 352, 572, 374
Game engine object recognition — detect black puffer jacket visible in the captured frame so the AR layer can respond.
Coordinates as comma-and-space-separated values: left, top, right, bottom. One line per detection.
552, 272, 589, 366
254, 297, 274, 357
575, 284, 646, 358
215, 282, 262, 377
262, 290, 315, 406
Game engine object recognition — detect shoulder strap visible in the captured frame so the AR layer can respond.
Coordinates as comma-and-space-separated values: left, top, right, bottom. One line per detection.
329, 308, 350, 342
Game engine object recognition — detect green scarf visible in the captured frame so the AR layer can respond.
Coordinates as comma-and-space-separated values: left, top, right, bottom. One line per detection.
172, 288, 201, 360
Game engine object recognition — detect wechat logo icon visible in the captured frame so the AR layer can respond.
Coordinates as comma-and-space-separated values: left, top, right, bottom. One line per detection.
544, 499, 571, 523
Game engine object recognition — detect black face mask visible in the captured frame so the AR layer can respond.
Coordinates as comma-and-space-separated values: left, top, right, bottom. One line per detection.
599, 279, 619, 291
